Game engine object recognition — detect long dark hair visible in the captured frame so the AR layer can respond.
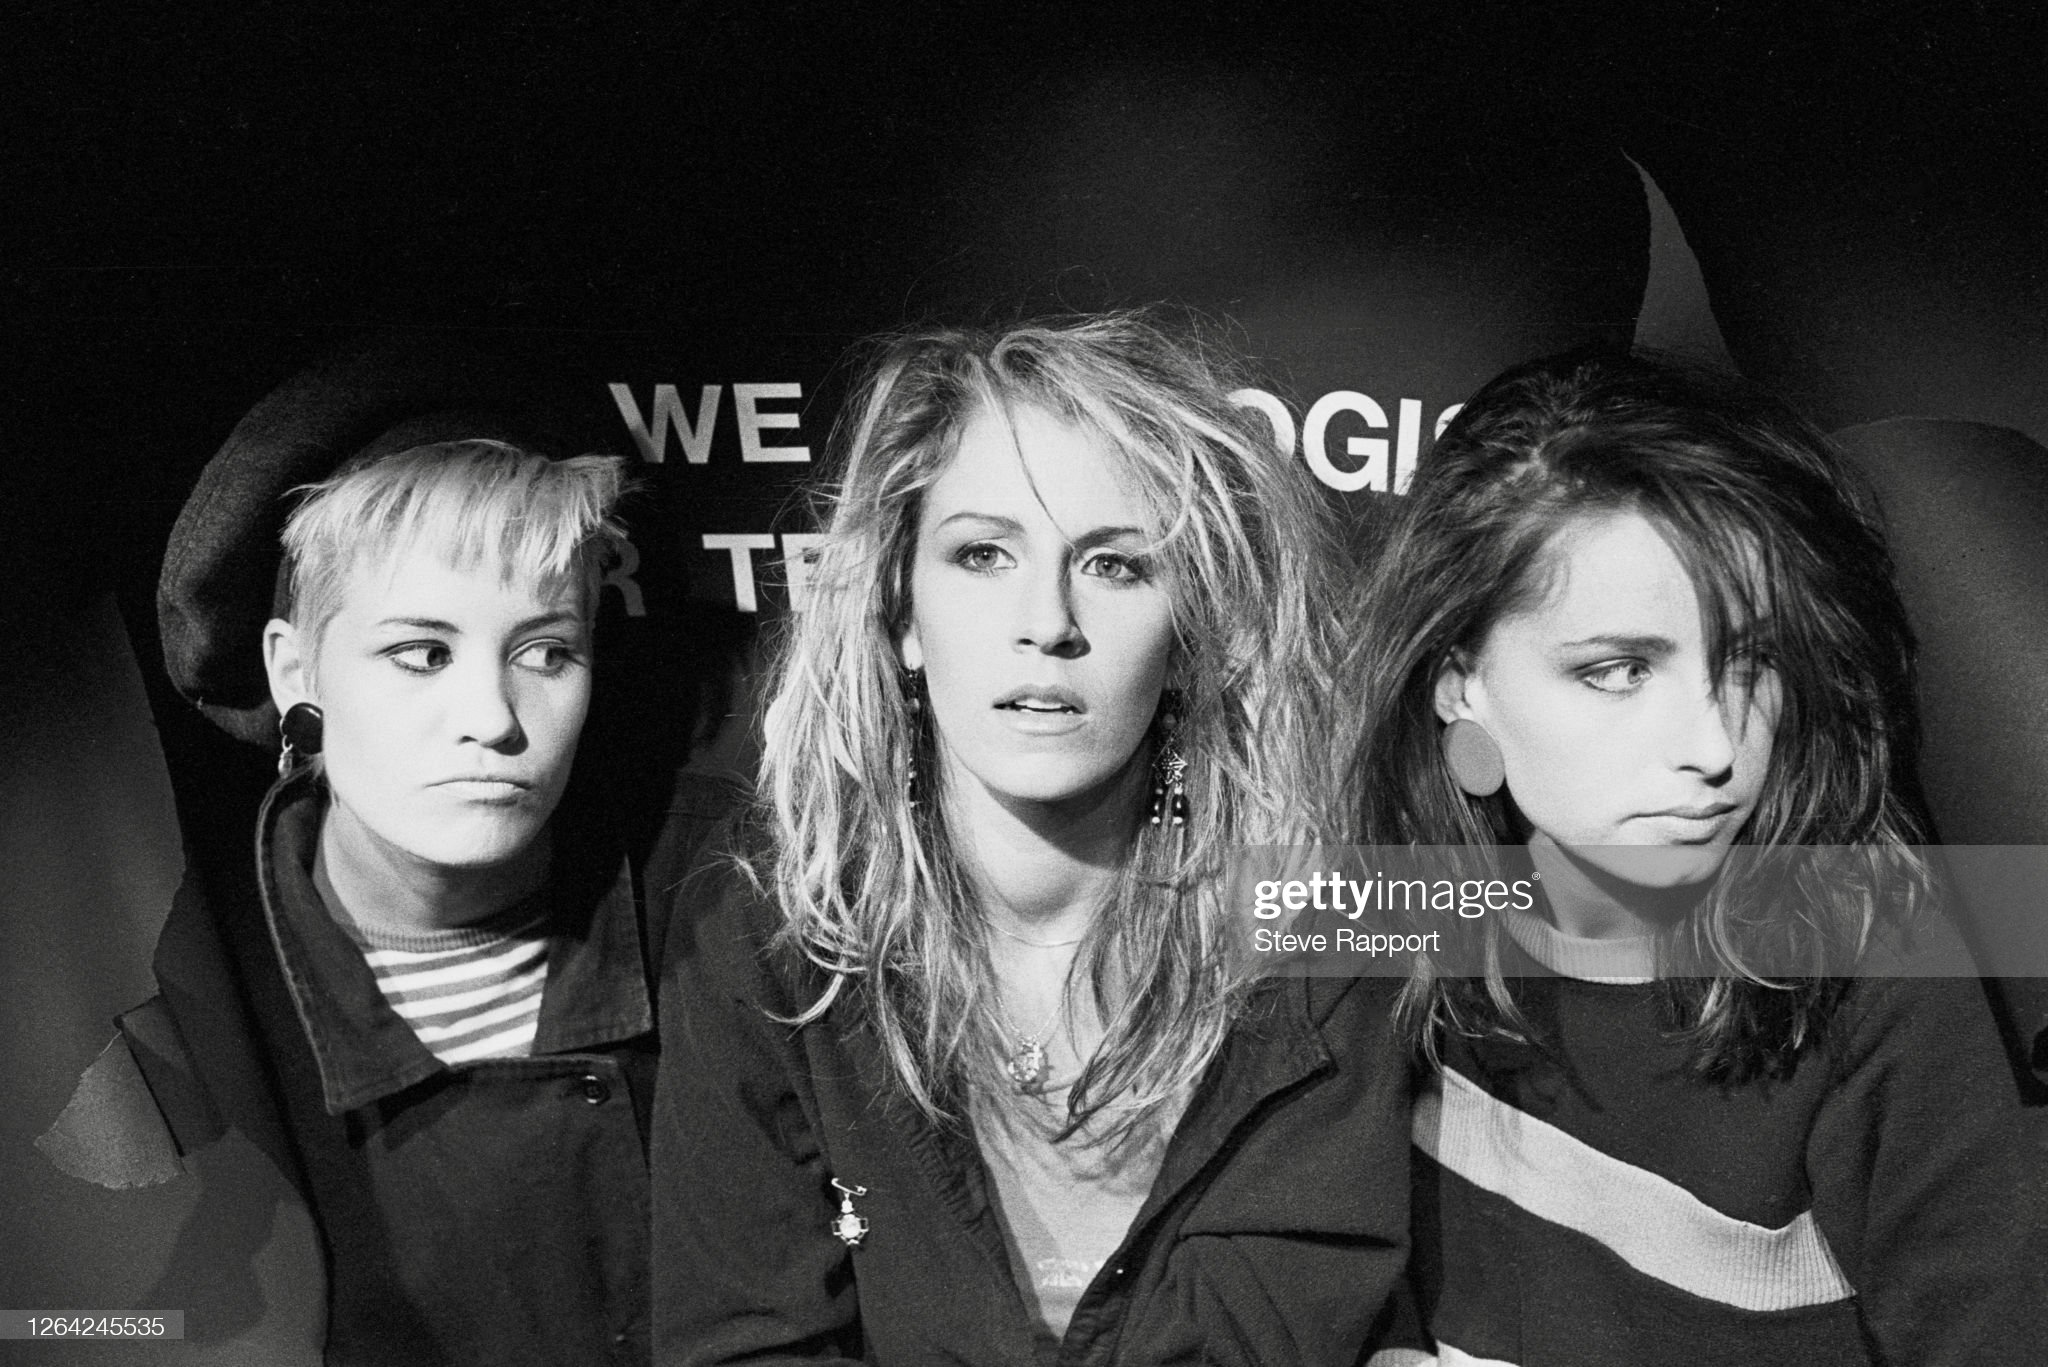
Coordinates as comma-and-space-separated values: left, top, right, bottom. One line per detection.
1347, 347, 1932, 1079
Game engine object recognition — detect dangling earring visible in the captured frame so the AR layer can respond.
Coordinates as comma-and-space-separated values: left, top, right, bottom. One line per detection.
1147, 689, 1189, 827
1441, 717, 1504, 797
900, 667, 926, 808
278, 701, 324, 777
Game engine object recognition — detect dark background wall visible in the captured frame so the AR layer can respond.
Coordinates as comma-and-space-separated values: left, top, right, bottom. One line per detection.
6, 3, 2043, 1356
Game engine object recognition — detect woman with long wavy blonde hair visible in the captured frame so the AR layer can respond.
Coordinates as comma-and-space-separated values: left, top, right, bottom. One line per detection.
653, 312, 1411, 1365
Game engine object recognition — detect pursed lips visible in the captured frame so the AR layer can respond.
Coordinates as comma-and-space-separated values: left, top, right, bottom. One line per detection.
431, 776, 536, 800
1646, 801, 1737, 821
1637, 800, 1741, 843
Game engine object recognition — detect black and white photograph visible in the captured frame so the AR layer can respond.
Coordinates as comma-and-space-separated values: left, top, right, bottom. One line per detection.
8, 4, 2046, 1363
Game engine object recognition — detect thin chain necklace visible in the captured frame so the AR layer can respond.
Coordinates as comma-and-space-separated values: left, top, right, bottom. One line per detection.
986, 919, 1086, 949
1000, 995, 1064, 1091
986, 916, 1086, 1087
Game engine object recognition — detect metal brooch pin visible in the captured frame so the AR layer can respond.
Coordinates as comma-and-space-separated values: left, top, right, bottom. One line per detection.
829, 1178, 870, 1248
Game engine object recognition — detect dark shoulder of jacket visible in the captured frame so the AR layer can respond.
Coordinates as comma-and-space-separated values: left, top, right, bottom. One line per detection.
1224, 974, 1400, 1070
1294, 973, 1409, 1089
644, 770, 752, 887
1300, 971, 1404, 1032
639, 771, 753, 974
651, 816, 820, 1025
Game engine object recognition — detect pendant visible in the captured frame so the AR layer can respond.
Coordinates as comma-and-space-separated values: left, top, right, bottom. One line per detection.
1005, 1037, 1048, 1090
829, 1178, 869, 1248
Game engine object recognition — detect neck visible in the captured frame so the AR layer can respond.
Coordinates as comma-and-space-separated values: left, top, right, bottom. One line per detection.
945, 759, 1151, 1090
945, 759, 1146, 943
1526, 833, 1698, 941
315, 799, 551, 936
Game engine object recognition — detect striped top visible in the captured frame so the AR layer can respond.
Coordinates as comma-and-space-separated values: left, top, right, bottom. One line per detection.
357, 908, 552, 1065
1387, 907, 2033, 1367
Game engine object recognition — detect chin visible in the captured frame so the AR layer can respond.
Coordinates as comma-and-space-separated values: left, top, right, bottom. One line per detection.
1578, 843, 1733, 888
403, 816, 550, 872
977, 759, 1132, 811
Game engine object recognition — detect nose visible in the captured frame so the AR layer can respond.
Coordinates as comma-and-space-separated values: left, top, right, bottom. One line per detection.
1014, 558, 1084, 657
453, 659, 525, 751
1671, 681, 1739, 782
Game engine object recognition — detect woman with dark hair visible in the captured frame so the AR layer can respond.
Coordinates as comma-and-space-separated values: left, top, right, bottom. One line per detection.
1348, 349, 2035, 1364
652, 312, 1412, 1365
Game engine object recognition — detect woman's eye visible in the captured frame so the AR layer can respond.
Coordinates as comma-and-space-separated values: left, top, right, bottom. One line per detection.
1581, 659, 1651, 693
513, 640, 583, 674
1080, 550, 1147, 584
1723, 652, 1774, 690
951, 542, 1013, 575
388, 642, 451, 675
1721, 654, 1781, 713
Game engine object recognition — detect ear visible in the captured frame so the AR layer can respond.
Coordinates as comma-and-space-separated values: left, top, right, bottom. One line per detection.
897, 621, 924, 673
1164, 636, 1190, 696
264, 618, 315, 712
1433, 650, 1480, 725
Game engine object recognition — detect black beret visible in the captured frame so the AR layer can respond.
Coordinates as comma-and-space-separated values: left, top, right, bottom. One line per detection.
158, 334, 571, 747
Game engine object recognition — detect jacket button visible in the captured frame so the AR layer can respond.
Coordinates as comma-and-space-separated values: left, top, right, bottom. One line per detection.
579, 1074, 611, 1105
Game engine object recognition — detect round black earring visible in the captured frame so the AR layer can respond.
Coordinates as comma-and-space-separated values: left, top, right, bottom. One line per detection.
278, 701, 325, 776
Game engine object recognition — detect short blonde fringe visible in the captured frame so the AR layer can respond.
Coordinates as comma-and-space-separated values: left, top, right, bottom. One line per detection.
281, 439, 629, 643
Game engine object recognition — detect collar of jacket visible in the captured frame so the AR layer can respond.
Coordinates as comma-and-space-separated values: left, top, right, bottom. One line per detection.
255, 769, 651, 1114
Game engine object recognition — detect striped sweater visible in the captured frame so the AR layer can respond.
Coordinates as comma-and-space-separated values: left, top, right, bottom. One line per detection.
356, 906, 551, 1065
1392, 910, 2036, 1367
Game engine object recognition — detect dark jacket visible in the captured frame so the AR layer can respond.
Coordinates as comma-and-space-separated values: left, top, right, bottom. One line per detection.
651, 862, 1413, 1366
49, 766, 737, 1365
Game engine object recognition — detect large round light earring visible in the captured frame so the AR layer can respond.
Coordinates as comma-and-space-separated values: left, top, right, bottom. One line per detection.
1441, 718, 1504, 797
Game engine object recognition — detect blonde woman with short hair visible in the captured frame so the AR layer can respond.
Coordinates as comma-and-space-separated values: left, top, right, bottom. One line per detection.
53, 434, 725, 1365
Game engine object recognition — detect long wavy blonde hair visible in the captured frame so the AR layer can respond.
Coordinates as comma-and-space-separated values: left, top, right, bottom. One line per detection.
756, 311, 1343, 1132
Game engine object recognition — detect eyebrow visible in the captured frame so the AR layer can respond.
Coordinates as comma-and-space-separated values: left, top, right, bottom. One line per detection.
1555, 633, 1678, 656
1069, 525, 1150, 551
928, 511, 1150, 547
929, 512, 1026, 537
373, 612, 585, 635
375, 616, 463, 633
